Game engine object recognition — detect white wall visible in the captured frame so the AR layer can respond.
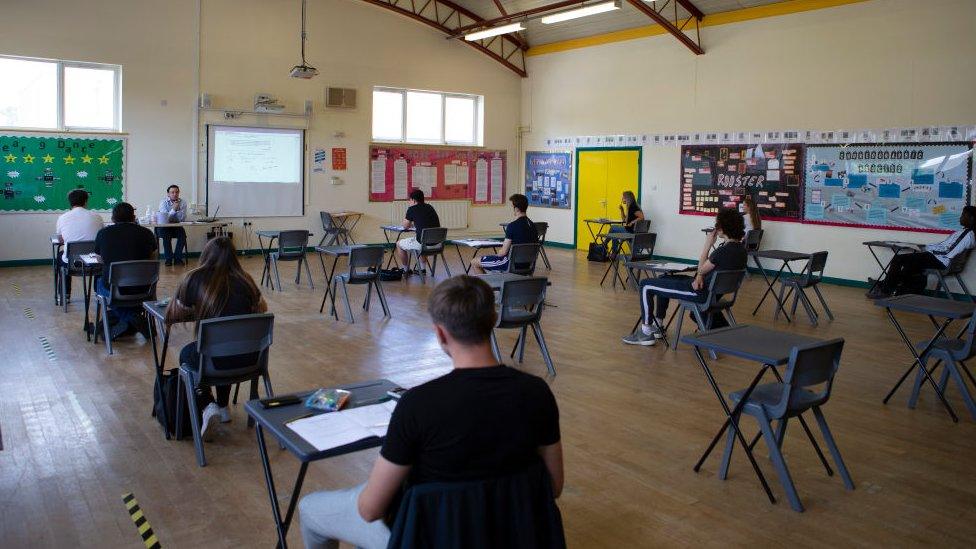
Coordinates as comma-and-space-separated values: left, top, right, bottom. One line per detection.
0, 0, 520, 261
522, 0, 976, 283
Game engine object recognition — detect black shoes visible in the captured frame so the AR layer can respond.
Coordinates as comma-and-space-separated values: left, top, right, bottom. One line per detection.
165, 259, 173, 266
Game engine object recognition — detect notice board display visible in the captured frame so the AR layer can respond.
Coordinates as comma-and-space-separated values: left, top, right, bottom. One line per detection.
1, 133, 125, 213
369, 145, 506, 205
680, 144, 804, 222
524, 151, 571, 209
803, 143, 972, 233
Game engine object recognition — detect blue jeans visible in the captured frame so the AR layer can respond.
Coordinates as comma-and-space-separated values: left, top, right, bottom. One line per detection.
606, 226, 631, 254
299, 483, 391, 549
96, 277, 140, 326
157, 227, 186, 261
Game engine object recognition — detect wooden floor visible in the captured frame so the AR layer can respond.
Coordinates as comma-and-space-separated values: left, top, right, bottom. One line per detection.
1, 248, 975, 548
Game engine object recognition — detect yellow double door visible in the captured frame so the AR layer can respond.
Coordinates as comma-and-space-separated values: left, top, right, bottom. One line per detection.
576, 148, 642, 251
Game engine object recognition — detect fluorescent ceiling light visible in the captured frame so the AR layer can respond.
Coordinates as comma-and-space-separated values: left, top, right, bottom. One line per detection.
541, 1, 620, 24
465, 22, 525, 41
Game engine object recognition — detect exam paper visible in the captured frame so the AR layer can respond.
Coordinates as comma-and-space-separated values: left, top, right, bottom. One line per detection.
287, 400, 398, 452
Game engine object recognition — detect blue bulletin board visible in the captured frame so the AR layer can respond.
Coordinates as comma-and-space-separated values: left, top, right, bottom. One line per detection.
804, 143, 973, 233
525, 151, 571, 209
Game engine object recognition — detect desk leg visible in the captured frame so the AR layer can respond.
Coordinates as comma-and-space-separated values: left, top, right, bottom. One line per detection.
52, 244, 61, 306
344, 216, 361, 245
147, 316, 170, 440
256, 424, 306, 549
881, 310, 958, 422
866, 246, 889, 293
751, 260, 792, 322
82, 269, 93, 340
317, 252, 332, 314
383, 230, 395, 269
454, 244, 468, 274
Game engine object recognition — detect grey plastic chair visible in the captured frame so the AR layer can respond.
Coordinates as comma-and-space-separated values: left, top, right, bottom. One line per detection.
318, 211, 351, 247
776, 251, 833, 326
270, 230, 313, 291
490, 277, 555, 376
507, 243, 541, 276
744, 228, 764, 252
93, 260, 159, 355
329, 246, 390, 323
633, 219, 651, 234
535, 221, 552, 270
670, 270, 746, 353
924, 248, 975, 302
411, 227, 451, 279
909, 314, 976, 420
59, 240, 99, 313
177, 313, 275, 467
720, 338, 854, 512
624, 232, 657, 287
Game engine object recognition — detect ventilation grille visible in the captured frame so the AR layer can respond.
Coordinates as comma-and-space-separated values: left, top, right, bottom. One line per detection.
326, 87, 356, 109
391, 200, 468, 229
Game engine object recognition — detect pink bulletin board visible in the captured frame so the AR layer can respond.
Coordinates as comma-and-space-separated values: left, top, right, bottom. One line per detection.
369, 145, 506, 205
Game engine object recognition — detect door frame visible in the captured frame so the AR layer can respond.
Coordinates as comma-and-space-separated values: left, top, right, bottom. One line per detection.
573, 146, 643, 248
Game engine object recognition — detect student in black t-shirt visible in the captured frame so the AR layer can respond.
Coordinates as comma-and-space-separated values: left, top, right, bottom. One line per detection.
605, 191, 645, 253
472, 193, 539, 274
299, 276, 563, 549
165, 236, 267, 438
93, 202, 158, 339
395, 189, 441, 272
623, 209, 747, 346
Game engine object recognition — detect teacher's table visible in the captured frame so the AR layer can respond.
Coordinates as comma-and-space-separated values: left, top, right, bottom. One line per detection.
142, 220, 230, 254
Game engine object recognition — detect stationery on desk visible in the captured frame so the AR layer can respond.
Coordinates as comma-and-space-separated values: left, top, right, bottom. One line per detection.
286, 400, 398, 452
454, 239, 502, 247
654, 262, 696, 272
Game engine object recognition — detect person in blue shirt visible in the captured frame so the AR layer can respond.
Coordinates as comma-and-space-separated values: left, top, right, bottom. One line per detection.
158, 184, 187, 265
472, 193, 539, 274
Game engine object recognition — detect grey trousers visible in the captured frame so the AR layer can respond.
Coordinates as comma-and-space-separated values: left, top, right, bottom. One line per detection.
299, 483, 391, 549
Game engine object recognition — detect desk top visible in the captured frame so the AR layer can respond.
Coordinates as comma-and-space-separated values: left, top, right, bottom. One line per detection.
749, 249, 811, 262
329, 211, 363, 218
681, 325, 825, 366
625, 259, 696, 273
50, 235, 62, 245
381, 225, 414, 232
475, 273, 548, 290
863, 240, 922, 251
141, 221, 229, 228
874, 294, 976, 318
603, 233, 634, 241
450, 238, 503, 248
314, 245, 362, 256
245, 379, 398, 462
143, 300, 170, 322
79, 253, 103, 266
584, 218, 624, 225
256, 230, 313, 238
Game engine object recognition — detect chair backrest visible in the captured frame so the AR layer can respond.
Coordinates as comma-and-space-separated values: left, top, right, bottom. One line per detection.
633, 219, 651, 234
419, 227, 448, 253
64, 240, 97, 269
943, 248, 973, 275
628, 232, 657, 262
744, 229, 764, 252
507, 243, 541, 276
535, 221, 549, 243
107, 260, 159, 304
386, 459, 565, 549
277, 230, 309, 254
319, 211, 337, 231
700, 269, 746, 310
801, 251, 828, 285
346, 246, 385, 279
497, 276, 548, 326
195, 313, 274, 381
766, 338, 845, 418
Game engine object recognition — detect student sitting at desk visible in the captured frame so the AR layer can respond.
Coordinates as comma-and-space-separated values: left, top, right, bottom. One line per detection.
165, 236, 268, 437
158, 184, 188, 266
56, 189, 104, 301
868, 206, 976, 298
623, 208, 746, 346
471, 193, 539, 274
94, 202, 157, 339
299, 275, 563, 549
395, 189, 440, 273
742, 196, 761, 232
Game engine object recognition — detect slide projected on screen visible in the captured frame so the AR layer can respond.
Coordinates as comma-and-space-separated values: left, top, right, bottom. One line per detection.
207, 125, 305, 217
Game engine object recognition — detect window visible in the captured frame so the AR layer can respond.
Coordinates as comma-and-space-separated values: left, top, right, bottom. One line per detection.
372, 87, 483, 146
0, 55, 121, 131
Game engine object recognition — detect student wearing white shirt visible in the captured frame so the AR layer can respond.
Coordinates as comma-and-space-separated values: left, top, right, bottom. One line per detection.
55, 189, 104, 299
158, 184, 188, 266
742, 196, 762, 233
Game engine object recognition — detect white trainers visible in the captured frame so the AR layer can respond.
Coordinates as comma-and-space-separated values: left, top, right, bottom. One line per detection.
201, 402, 220, 441
218, 406, 231, 423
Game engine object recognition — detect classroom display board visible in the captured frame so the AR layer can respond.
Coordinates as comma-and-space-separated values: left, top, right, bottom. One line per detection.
524, 151, 571, 209
1, 133, 125, 213
804, 143, 973, 233
679, 144, 804, 221
369, 145, 506, 205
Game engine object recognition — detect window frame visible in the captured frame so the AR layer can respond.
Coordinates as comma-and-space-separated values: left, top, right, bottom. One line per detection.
372, 86, 483, 147
0, 54, 122, 132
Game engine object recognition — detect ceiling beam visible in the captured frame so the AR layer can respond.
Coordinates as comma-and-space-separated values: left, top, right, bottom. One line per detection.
492, 0, 530, 50
448, 0, 586, 37
624, 0, 704, 54
676, 0, 703, 21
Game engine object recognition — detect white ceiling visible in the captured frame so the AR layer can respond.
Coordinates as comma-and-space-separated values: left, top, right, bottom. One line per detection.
450, 0, 791, 46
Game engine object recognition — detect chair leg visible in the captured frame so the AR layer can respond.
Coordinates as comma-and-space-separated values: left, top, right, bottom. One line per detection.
945, 358, 976, 420
340, 278, 354, 323
363, 283, 372, 311
718, 423, 735, 480
517, 326, 528, 363
812, 407, 854, 490
490, 330, 501, 363
955, 275, 975, 303
539, 246, 552, 270
295, 257, 302, 284
938, 273, 953, 300
442, 252, 452, 277
181, 370, 207, 467
790, 287, 801, 320
812, 285, 834, 321
672, 305, 686, 353
758, 411, 804, 512
232, 383, 241, 405
303, 255, 314, 289
725, 309, 737, 326
101, 300, 113, 355
430, 255, 438, 278
62, 271, 69, 313
531, 322, 556, 377
774, 417, 788, 452
272, 256, 282, 291
908, 355, 933, 409
329, 279, 339, 320
93, 300, 101, 345
798, 288, 818, 326
775, 284, 786, 321
375, 281, 391, 317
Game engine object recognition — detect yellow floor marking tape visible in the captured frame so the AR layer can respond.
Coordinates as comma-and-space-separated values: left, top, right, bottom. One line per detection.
121, 493, 161, 549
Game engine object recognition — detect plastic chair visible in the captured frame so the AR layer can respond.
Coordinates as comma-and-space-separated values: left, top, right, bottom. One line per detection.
633, 219, 651, 234
411, 227, 451, 279
670, 270, 746, 353
93, 260, 159, 355
270, 230, 313, 291
535, 221, 552, 270
924, 248, 975, 302
59, 240, 99, 313
329, 246, 390, 323
624, 232, 657, 288
490, 277, 555, 376
776, 251, 833, 326
318, 211, 351, 247
909, 314, 976, 420
719, 338, 854, 512
507, 243, 541, 276
744, 229, 764, 252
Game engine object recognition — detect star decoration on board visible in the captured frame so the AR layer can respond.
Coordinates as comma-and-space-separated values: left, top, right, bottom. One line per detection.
23, 154, 34, 163
98, 155, 109, 165
42, 154, 54, 163
3, 153, 16, 163
64, 154, 75, 164
81, 154, 93, 164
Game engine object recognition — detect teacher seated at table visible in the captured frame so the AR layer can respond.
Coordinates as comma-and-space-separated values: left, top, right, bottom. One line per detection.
471, 193, 539, 274
298, 275, 564, 549
164, 236, 268, 438
623, 208, 746, 346
158, 184, 188, 266
868, 205, 976, 299
395, 188, 440, 273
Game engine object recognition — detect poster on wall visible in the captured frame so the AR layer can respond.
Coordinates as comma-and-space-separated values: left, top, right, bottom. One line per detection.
331, 148, 347, 171
679, 143, 804, 221
368, 145, 506, 205
524, 151, 571, 209
803, 142, 973, 233
1, 133, 125, 213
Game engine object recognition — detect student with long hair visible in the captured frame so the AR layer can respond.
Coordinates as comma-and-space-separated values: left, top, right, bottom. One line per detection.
165, 236, 268, 436
605, 190, 645, 253
742, 196, 761, 232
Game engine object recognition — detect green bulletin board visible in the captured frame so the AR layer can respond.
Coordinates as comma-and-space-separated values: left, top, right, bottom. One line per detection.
1, 133, 126, 212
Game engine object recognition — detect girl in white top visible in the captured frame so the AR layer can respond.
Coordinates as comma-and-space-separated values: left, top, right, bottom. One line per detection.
742, 196, 761, 233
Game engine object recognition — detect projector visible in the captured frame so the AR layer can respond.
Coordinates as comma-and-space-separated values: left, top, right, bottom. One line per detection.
289, 64, 319, 79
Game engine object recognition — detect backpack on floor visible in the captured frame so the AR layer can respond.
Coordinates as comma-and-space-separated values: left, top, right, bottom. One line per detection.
152, 369, 209, 440
587, 243, 609, 262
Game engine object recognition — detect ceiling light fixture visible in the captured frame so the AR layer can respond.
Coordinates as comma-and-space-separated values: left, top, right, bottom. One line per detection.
540, 1, 620, 25
464, 22, 525, 41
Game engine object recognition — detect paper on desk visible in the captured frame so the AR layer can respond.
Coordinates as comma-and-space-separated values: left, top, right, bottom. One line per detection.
287, 400, 397, 452
455, 239, 501, 247
653, 262, 695, 272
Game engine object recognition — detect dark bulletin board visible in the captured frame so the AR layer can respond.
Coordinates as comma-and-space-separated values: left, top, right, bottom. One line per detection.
679, 143, 804, 222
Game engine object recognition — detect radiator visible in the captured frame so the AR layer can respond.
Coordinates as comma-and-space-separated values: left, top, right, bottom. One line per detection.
391, 200, 469, 229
